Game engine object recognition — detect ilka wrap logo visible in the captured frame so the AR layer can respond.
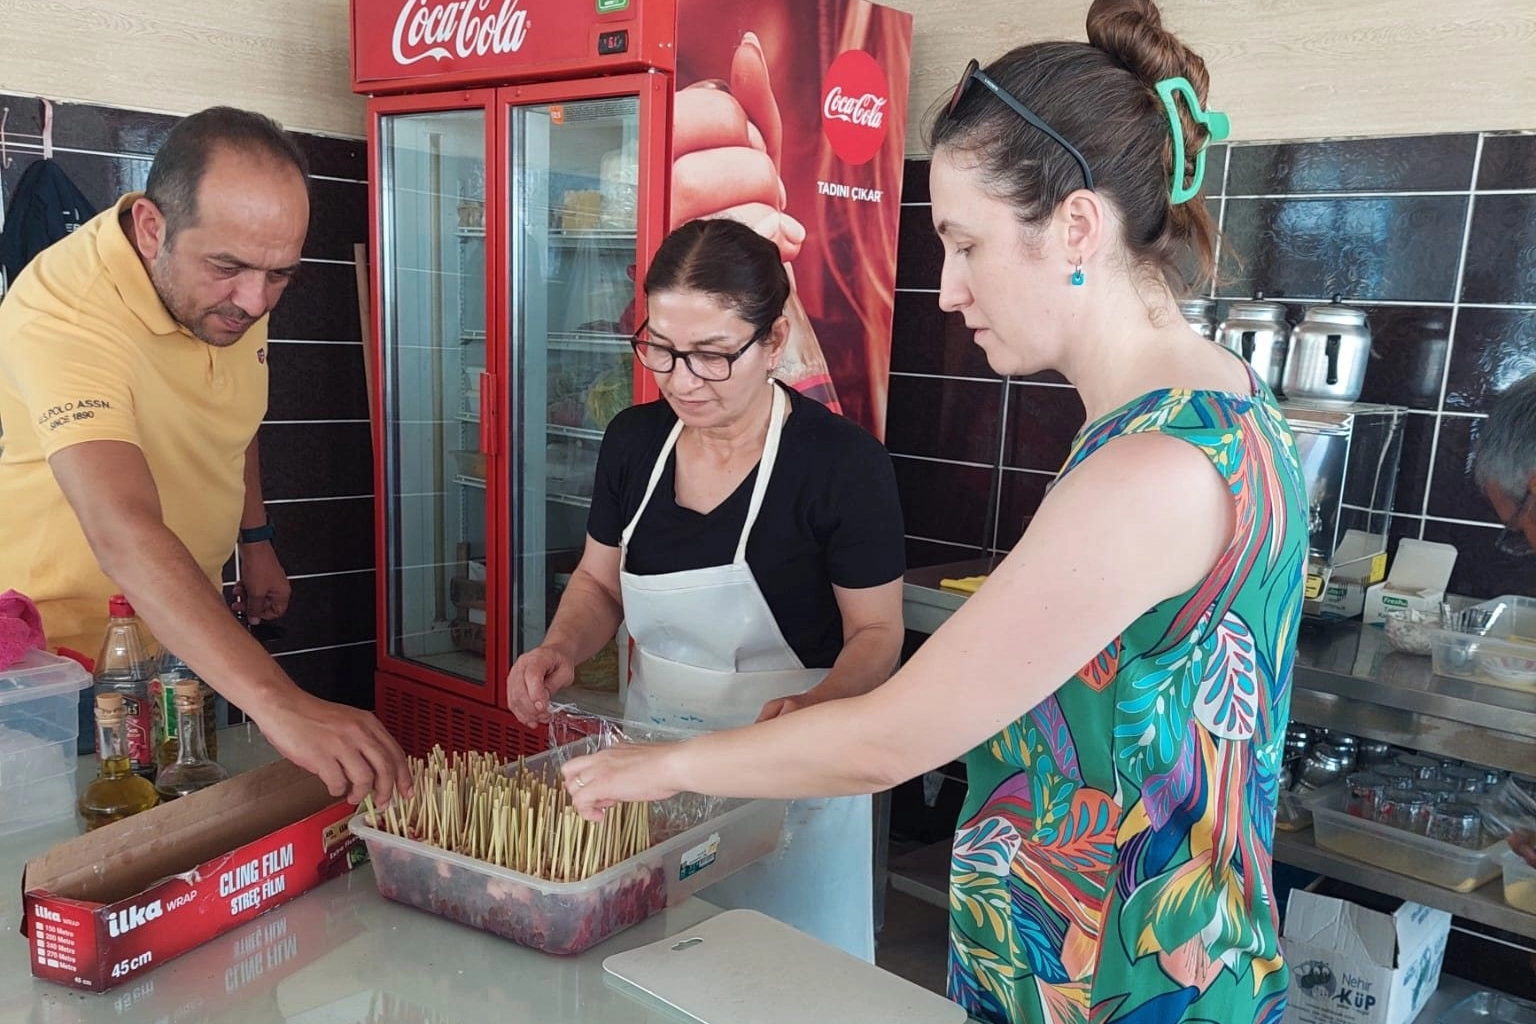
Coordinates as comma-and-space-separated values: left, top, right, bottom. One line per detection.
820, 49, 891, 166
391, 0, 531, 67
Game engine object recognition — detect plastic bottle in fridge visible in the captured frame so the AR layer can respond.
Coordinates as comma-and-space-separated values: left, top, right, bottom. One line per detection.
93, 595, 158, 781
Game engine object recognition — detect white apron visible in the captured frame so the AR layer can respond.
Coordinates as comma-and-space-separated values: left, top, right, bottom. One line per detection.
619, 383, 876, 961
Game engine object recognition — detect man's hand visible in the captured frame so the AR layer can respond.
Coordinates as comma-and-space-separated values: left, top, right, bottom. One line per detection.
252, 690, 413, 806
1511, 829, 1536, 870
236, 542, 291, 625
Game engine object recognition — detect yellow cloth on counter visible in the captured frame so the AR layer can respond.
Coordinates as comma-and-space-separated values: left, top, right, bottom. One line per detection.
938, 575, 987, 594
0, 194, 267, 653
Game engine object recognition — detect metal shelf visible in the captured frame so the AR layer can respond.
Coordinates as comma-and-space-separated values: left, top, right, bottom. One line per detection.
547, 493, 593, 509
548, 424, 604, 441
453, 474, 486, 490
548, 331, 631, 352
548, 228, 635, 247
457, 226, 485, 238
455, 412, 480, 424
1273, 827, 1536, 940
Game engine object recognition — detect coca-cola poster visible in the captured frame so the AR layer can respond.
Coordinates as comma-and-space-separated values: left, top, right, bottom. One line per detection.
673, 0, 912, 438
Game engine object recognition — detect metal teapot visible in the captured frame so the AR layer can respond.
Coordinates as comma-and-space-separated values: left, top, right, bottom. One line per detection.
1216, 296, 1289, 391
1178, 298, 1218, 340
1284, 297, 1372, 402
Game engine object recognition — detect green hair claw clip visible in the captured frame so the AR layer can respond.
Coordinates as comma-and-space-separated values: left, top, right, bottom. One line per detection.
1155, 76, 1232, 205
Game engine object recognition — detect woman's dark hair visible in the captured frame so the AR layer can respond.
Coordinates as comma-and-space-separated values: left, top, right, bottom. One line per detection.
146, 106, 310, 241
928, 0, 1219, 292
643, 219, 790, 333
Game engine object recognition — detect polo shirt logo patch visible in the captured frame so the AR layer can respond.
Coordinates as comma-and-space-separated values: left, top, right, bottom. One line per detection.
257, 347, 267, 364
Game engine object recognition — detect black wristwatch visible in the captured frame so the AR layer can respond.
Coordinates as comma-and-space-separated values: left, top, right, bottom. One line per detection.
239, 519, 276, 545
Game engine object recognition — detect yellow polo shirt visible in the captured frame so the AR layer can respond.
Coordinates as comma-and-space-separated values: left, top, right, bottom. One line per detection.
0, 194, 268, 654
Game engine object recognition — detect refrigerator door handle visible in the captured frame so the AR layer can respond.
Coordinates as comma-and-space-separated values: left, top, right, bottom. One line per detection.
479, 372, 499, 456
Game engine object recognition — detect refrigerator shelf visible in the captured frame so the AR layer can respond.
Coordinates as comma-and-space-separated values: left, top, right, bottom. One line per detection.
453, 475, 487, 490
456, 226, 485, 238
547, 424, 604, 442
548, 228, 635, 247
548, 331, 631, 352
548, 493, 593, 509
461, 329, 486, 343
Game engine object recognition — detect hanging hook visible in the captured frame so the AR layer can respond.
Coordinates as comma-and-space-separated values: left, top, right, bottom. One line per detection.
40, 98, 54, 161
1, 106, 11, 169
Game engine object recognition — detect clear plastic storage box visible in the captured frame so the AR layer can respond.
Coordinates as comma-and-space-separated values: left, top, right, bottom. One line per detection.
1307, 788, 1507, 892
1503, 850, 1536, 914
351, 741, 788, 955
1430, 595, 1536, 688
0, 649, 92, 835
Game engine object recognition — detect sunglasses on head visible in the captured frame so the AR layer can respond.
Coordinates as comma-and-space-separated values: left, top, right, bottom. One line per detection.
946, 58, 1095, 193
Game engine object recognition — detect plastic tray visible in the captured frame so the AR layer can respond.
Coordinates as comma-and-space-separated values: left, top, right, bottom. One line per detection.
1439, 991, 1536, 1024
351, 743, 787, 955
1429, 595, 1536, 688
1307, 788, 1506, 892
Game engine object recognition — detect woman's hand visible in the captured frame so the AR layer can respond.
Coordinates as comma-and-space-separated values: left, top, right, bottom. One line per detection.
561, 743, 686, 821
506, 645, 576, 728
1511, 829, 1536, 870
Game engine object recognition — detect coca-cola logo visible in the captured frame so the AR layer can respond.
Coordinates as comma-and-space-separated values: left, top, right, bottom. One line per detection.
821, 49, 890, 166
392, 0, 531, 67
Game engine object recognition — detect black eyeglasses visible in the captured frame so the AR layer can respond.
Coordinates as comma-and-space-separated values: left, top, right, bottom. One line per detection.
946, 58, 1095, 193
629, 319, 769, 383
1496, 488, 1534, 557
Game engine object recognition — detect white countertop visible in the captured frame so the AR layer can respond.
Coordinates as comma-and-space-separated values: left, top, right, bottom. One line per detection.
0, 725, 741, 1024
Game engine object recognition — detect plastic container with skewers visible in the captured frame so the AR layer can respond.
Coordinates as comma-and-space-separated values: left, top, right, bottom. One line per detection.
349, 734, 788, 955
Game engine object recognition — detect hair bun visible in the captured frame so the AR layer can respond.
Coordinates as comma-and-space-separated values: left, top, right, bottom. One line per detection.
1086, 0, 1208, 97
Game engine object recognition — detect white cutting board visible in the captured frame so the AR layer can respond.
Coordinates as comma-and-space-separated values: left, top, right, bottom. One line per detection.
603, 909, 969, 1024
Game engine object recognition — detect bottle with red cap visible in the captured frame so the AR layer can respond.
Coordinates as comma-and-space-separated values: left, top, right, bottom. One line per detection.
93, 595, 158, 781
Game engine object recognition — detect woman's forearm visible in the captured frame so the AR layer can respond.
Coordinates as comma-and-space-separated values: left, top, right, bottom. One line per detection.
542, 569, 624, 666
804, 623, 901, 703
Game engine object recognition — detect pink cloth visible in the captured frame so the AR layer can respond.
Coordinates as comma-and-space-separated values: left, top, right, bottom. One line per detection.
0, 590, 47, 670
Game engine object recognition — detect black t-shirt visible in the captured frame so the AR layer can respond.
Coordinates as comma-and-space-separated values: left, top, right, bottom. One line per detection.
587, 384, 905, 668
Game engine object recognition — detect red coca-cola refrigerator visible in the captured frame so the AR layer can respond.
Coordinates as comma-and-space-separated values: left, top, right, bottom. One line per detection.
350, 0, 913, 756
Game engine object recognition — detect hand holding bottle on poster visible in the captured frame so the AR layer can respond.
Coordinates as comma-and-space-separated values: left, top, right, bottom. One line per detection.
670, 32, 842, 412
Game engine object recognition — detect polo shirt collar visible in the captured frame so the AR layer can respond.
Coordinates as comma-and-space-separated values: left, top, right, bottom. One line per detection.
98, 193, 188, 339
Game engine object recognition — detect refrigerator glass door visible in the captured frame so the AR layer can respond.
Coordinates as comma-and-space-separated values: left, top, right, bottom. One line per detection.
377, 108, 493, 688
506, 94, 639, 682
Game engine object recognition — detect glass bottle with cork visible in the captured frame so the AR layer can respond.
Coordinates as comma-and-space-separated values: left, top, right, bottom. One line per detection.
78, 692, 161, 829
93, 595, 158, 781
154, 680, 230, 801
153, 651, 218, 768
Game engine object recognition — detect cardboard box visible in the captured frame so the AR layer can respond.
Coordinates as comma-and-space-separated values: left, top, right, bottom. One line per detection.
1283, 889, 1450, 1024
1318, 530, 1390, 620
1363, 538, 1458, 625
21, 759, 367, 992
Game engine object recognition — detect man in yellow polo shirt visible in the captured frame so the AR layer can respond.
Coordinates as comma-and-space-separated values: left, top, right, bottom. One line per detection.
0, 107, 410, 805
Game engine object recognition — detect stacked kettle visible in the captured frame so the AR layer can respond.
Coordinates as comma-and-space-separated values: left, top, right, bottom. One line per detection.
1193, 294, 1373, 402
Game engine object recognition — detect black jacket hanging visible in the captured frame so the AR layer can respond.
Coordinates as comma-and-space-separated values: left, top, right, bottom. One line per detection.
0, 158, 97, 284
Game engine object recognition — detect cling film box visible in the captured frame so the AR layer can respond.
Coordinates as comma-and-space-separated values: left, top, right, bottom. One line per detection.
20, 759, 365, 992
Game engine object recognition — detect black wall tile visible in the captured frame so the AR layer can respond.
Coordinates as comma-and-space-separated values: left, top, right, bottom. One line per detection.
995, 469, 1052, 551
1427, 417, 1497, 525
1422, 520, 1530, 601
1221, 196, 1468, 302
276, 642, 375, 708
890, 292, 993, 378
49, 103, 176, 157
1005, 383, 1085, 472
268, 260, 364, 341
265, 341, 371, 423
885, 375, 1002, 464
258, 421, 375, 500
261, 571, 376, 656
1443, 308, 1536, 414
297, 134, 368, 181
893, 457, 991, 548
906, 537, 983, 569
1356, 305, 1453, 411
304, 178, 369, 262
1476, 134, 1536, 191
896, 205, 943, 290
901, 158, 930, 205
1461, 194, 1536, 304
1390, 412, 1436, 516
0, 150, 146, 217
267, 497, 376, 578
1227, 136, 1476, 195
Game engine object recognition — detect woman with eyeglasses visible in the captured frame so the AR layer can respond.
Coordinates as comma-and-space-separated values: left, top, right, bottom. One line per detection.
560, 1, 1311, 1021
506, 216, 906, 960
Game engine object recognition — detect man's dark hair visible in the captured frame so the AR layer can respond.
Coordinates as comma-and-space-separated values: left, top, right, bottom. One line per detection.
145, 106, 310, 239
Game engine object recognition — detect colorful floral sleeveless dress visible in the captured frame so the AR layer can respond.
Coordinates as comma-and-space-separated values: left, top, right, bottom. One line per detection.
947, 377, 1308, 1024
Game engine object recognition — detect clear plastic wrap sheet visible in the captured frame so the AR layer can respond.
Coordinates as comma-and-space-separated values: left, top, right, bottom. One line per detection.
1481, 776, 1536, 841
544, 704, 737, 840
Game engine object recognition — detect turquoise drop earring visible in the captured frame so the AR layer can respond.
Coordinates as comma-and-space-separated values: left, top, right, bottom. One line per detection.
1070, 259, 1085, 287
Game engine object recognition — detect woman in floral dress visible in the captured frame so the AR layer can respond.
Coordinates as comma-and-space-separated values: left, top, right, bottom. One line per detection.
561, 2, 1309, 1023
